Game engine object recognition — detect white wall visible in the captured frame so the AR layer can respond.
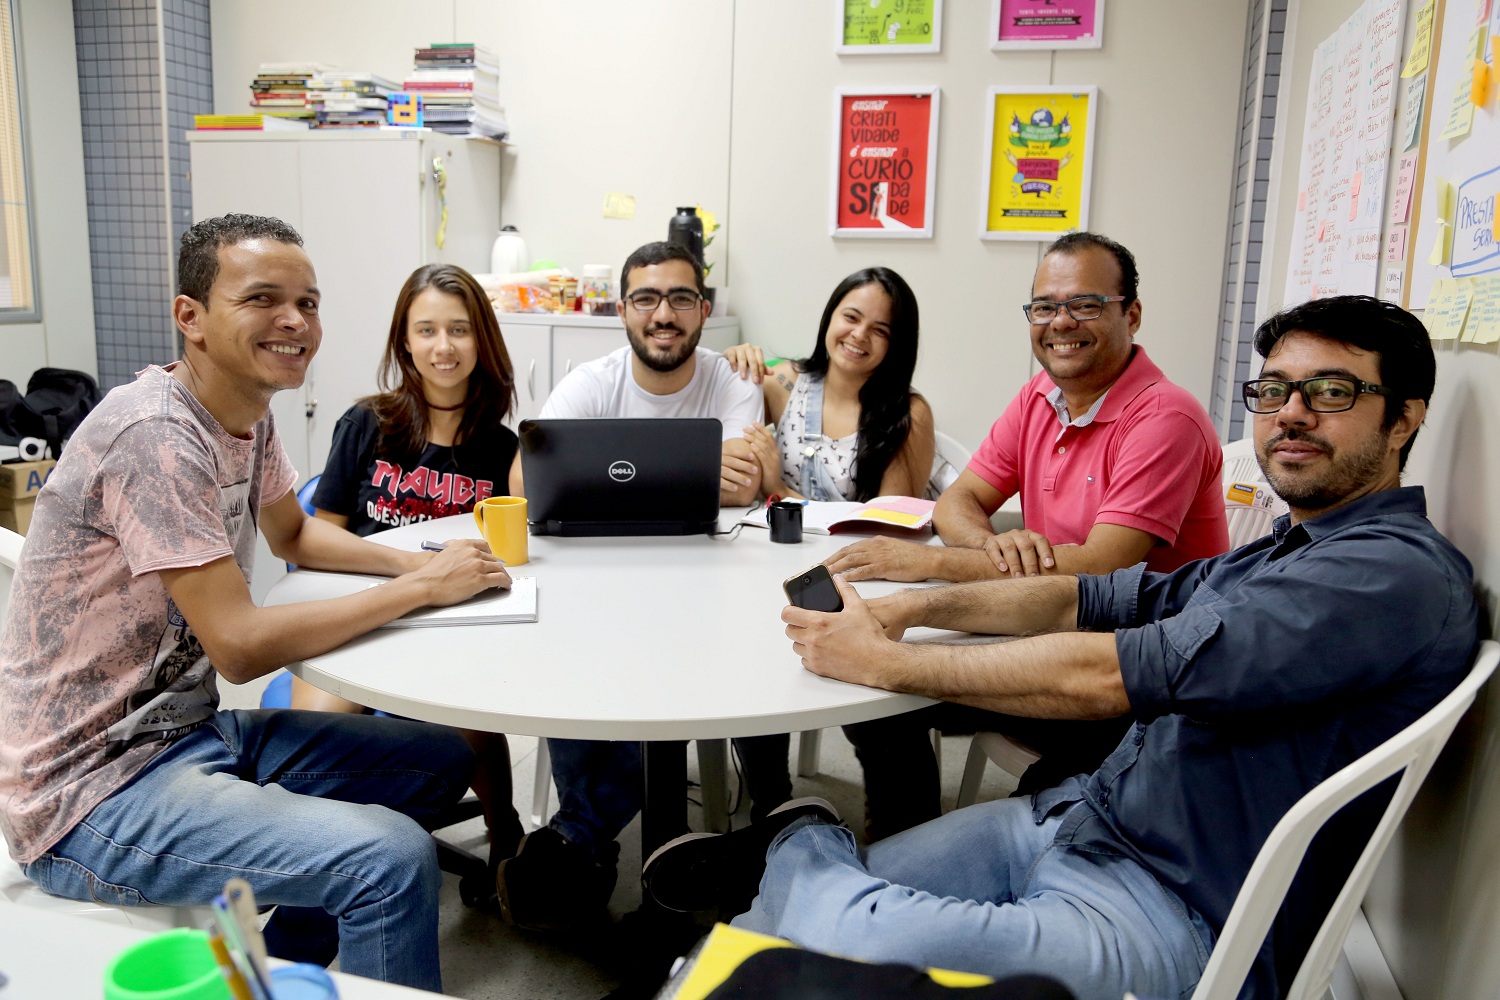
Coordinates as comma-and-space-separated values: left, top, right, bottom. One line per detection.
0, 0, 97, 383
728, 2, 1247, 448
1268, 1, 1500, 997
211, 0, 1245, 450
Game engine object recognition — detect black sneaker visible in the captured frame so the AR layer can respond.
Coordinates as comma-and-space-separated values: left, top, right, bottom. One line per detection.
495, 827, 618, 931
642, 796, 841, 914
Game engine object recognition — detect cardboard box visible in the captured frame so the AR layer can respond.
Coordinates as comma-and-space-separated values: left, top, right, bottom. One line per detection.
0, 460, 56, 535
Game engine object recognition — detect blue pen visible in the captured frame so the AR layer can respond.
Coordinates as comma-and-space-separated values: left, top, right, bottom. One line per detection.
421, 540, 447, 552
211, 895, 272, 1000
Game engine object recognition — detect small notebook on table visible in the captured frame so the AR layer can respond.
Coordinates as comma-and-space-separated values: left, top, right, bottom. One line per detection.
264, 571, 538, 626
738, 496, 936, 535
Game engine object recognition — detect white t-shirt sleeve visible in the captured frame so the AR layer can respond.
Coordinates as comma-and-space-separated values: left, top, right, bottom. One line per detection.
538, 367, 603, 419
706, 355, 766, 442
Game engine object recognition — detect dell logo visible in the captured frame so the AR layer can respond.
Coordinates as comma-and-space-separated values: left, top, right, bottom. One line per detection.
609, 461, 636, 482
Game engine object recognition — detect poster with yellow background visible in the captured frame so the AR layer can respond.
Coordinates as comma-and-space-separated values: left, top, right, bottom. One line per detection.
983, 87, 1097, 240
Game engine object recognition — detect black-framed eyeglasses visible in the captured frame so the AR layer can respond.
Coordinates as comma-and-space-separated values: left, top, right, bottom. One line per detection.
1022, 295, 1127, 324
626, 290, 703, 313
1241, 377, 1395, 414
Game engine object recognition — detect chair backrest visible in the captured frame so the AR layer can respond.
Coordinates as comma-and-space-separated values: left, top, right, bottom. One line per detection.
1221, 436, 1261, 489
0, 525, 24, 630
1220, 438, 1285, 549
1191, 639, 1500, 1000
295, 474, 322, 516
929, 431, 971, 498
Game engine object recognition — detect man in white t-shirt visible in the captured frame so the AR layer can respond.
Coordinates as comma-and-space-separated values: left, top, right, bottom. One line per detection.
511, 242, 763, 504
0, 215, 510, 992
497, 241, 784, 931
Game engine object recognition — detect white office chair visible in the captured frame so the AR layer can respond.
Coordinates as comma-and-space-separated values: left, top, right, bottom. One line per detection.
1192, 639, 1499, 999
0, 525, 212, 931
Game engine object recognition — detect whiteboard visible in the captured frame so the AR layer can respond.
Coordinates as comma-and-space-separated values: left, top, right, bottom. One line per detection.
1409, 0, 1500, 308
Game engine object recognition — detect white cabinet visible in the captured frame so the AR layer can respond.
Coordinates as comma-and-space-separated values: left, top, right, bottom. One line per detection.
495, 313, 741, 425
188, 130, 502, 479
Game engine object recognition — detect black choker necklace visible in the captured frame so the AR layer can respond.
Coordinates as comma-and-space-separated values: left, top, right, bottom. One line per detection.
427, 400, 466, 412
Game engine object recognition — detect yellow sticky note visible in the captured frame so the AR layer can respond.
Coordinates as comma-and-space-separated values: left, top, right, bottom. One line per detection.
1424, 278, 1474, 341
1454, 279, 1479, 342
1473, 59, 1491, 107
1466, 276, 1500, 344
1402, 0, 1436, 78
1428, 178, 1455, 266
602, 192, 636, 220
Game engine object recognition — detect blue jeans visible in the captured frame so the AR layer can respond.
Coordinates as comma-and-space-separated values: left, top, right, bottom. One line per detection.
22, 710, 473, 992
734, 798, 1214, 1000
547, 735, 792, 855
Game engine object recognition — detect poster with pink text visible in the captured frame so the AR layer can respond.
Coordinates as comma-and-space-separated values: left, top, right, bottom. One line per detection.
991, 0, 1104, 50
830, 88, 941, 239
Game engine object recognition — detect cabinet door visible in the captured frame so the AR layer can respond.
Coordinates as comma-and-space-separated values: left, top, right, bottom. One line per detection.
499, 322, 552, 425
553, 328, 627, 388
297, 142, 423, 476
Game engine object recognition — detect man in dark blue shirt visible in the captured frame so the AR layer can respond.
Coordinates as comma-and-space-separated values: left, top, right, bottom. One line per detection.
644, 295, 1480, 1000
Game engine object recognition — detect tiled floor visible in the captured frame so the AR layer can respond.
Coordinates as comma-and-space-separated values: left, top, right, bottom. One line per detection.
432, 730, 1021, 1000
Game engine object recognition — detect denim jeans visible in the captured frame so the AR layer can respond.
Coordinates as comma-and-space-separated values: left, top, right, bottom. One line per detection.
547, 734, 792, 855
22, 709, 473, 992
734, 798, 1213, 1000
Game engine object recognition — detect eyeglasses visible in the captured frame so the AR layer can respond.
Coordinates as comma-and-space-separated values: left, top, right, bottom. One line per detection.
1022, 295, 1127, 324
1241, 377, 1395, 414
625, 290, 703, 313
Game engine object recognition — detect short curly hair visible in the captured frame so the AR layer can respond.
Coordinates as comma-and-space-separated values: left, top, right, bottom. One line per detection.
177, 214, 304, 306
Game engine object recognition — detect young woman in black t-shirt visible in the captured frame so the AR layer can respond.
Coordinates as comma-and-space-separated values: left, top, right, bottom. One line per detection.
295, 263, 524, 860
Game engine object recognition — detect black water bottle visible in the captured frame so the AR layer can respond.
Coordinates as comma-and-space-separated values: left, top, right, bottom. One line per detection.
667, 207, 705, 265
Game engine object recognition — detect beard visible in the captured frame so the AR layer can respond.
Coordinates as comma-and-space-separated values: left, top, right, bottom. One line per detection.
626, 318, 703, 373
1258, 424, 1392, 510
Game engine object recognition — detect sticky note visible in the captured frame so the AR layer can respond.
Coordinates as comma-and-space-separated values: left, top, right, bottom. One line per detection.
1428, 178, 1455, 266
1349, 173, 1363, 221
1318, 218, 1328, 242
1403, 0, 1436, 78
1386, 227, 1408, 262
1384, 267, 1404, 303
1425, 278, 1474, 341
1391, 154, 1418, 224
1456, 279, 1480, 342
1473, 60, 1491, 106
1298, 189, 1307, 211
602, 193, 636, 220
1466, 276, 1500, 344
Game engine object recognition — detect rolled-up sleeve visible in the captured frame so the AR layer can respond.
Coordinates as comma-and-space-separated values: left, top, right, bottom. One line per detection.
1116, 528, 1462, 721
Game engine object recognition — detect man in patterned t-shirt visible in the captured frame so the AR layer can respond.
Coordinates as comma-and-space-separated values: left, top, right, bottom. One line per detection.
0, 215, 509, 992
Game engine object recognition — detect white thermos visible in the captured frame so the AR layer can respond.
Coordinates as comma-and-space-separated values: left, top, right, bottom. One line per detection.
489, 225, 529, 275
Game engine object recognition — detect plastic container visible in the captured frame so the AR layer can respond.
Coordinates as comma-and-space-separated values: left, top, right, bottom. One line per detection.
581, 265, 613, 315
666, 207, 704, 265
103, 929, 228, 1000
489, 225, 528, 276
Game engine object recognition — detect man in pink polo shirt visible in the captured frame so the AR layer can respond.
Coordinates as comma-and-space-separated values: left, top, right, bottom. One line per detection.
829, 232, 1228, 839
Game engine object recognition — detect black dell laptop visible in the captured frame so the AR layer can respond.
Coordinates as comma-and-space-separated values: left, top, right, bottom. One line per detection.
518, 418, 722, 536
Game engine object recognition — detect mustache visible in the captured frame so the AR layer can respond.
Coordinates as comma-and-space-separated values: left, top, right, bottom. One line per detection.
1265, 427, 1333, 453
646, 324, 682, 335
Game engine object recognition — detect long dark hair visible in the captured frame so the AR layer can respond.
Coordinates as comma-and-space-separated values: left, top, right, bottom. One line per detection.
797, 267, 920, 501
363, 264, 516, 458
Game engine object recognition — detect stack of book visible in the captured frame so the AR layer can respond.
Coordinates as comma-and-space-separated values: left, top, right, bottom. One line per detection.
248, 63, 332, 123
402, 43, 509, 140
309, 70, 400, 129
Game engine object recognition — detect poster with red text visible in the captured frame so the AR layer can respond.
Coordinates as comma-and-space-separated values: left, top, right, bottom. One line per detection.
830, 88, 940, 239
992, 0, 1104, 50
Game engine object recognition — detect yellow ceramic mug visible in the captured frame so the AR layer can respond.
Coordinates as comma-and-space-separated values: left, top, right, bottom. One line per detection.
472, 496, 529, 565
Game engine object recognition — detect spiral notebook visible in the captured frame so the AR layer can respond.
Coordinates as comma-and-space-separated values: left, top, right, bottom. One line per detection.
265, 571, 537, 626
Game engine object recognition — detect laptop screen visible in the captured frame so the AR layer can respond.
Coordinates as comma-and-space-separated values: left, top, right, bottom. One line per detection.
518, 418, 722, 536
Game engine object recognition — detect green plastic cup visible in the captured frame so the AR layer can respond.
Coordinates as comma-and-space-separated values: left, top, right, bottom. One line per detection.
103, 928, 231, 1000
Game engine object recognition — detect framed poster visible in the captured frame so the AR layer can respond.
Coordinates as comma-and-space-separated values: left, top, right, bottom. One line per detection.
991, 0, 1104, 50
981, 86, 1097, 241
838, 0, 943, 55
831, 87, 940, 239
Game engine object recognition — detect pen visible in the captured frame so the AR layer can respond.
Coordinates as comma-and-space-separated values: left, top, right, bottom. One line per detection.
421, 540, 447, 552
211, 895, 271, 1000
224, 878, 271, 983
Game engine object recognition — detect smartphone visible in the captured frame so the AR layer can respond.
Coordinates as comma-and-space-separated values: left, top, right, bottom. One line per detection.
783, 563, 844, 613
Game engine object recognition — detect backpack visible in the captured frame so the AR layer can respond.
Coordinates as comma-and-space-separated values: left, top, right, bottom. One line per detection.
0, 368, 104, 459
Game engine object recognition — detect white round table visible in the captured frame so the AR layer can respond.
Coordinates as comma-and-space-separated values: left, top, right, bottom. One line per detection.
264, 511, 945, 852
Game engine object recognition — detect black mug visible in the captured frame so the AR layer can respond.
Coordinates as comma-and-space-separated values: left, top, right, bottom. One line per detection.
768, 501, 804, 543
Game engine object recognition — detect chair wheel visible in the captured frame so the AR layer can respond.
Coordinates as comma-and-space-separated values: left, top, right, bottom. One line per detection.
459, 871, 489, 908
